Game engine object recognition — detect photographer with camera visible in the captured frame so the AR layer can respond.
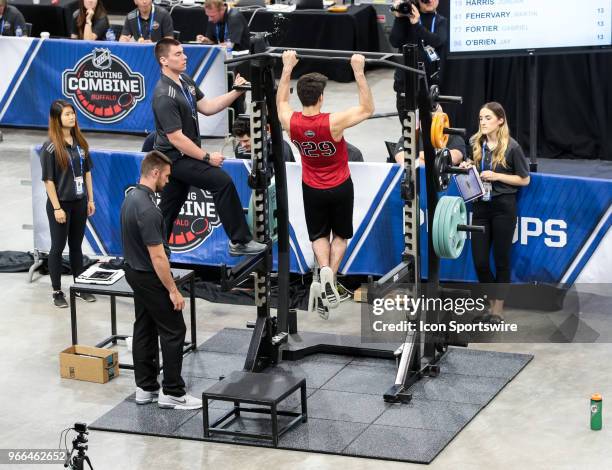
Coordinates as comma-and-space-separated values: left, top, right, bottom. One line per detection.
390, 0, 447, 123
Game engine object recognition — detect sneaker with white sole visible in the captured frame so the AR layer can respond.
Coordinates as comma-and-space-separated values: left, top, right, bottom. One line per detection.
316, 297, 330, 320
319, 266, 340, 309
308, 280, 322, 314
135, 387, 159, 405
158, 390, 202, 410
228, 240, 267, 257
53, 291, 68, 309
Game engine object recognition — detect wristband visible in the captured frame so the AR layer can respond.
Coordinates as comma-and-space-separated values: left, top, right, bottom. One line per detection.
203, 152, 210, 163
54, 208, 62, 211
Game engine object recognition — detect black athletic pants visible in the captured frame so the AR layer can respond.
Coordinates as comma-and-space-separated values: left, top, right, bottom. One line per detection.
45, 198, 87, 291
159, 157, 252, 244
470, 194, 517, 301
124, 266, 186, 397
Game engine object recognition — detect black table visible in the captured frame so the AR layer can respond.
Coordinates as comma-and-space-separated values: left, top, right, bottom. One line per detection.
171, 5, 380, 82
69, 268, 197, 370
12, 0, 78, 38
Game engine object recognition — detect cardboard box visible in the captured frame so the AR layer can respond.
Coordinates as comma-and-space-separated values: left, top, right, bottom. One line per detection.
354, 286, 368, 303
60, 345, 119, 384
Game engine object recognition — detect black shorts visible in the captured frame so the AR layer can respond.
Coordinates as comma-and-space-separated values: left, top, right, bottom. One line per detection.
302, 177, 354, 241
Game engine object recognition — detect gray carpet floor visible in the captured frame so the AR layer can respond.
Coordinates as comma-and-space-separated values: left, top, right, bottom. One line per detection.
91, 328, 533, 464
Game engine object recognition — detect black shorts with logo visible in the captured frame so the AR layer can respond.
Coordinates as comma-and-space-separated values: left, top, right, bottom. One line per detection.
302, 177, 354, 241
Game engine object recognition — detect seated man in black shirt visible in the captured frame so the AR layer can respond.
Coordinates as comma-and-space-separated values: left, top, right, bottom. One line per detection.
232, 117, 295, 162
0, 0, 27, 37
119, 0, 174, 43
196, 0, 250, 52
152, 38, 266, 256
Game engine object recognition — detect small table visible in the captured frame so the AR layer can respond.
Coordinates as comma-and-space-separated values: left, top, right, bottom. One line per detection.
69, 268, 197, 370
202, 371, 307, 447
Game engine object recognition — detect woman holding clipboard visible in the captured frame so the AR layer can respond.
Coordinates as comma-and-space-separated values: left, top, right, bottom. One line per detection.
461, 102, 530, 323
40, 100, 96, 308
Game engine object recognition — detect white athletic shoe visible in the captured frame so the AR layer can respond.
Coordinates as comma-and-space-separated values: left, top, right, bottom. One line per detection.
135, 387, 159, 405
319, 266, 340, 309
308, 280, 322, 314
158, 390, 202, 410
316, 297, 330, 320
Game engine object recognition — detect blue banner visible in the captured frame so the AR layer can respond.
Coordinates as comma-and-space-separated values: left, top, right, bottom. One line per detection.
31, 149, 612, 284
1, 37, 226, 135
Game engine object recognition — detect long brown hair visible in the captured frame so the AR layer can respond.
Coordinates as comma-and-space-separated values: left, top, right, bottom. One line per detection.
48, 100, 90, 171
75, 0, 107, 39
471, 102, 510, 170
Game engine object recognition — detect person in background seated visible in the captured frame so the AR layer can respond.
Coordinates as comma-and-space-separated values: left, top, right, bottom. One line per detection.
71, 0, 109, 41
40, 100, 96, 308
119, 0, 173, 43
392, 105, 465, 164
232, 117, 295, 162
196, 0, 250, 52
0, 0, 27, 37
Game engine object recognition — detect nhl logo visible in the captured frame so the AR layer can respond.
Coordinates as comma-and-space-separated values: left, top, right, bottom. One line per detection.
62, 48, 145, 124
92, 48, 112, 70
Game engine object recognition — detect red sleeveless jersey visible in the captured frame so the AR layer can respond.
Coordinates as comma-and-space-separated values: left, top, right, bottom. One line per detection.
289, 112, 350, 189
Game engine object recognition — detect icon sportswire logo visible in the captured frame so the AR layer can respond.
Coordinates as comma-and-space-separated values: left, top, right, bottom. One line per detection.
62, 48, 145, 124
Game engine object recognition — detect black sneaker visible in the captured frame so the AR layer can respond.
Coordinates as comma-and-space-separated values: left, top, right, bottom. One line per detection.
75, 292, 96, 303
53, 291, 68, 309
336, 282, 352, 302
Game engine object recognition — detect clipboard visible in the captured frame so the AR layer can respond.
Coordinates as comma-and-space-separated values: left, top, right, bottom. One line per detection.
453, 166, 484, 202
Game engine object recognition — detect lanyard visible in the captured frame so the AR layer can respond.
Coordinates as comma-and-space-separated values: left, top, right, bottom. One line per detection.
0, 19, 4, 36
68, 145, 85, 180
481, 141, 491, 172
216, 22, 228, 43
137, 5, 155, 39
419, 14, 436, 33
179, 77, 197, 119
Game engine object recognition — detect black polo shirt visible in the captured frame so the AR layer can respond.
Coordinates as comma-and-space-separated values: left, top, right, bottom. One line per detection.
205, 7, 250, 51
152, 73, 204, 162
121, 5, 173, 42
71, 10, 110, 40
474, 137, 530, 196
0, 5, 27, 37
40, 141, 92, 202
120, 184, 170, 272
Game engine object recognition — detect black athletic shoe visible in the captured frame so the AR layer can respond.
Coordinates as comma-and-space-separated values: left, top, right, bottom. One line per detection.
53, 291, 68, 309
75, 292, 97, 303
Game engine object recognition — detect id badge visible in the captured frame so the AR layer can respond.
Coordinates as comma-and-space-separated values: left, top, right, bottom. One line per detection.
74, 176, 84, 196
482, 182, 492, 202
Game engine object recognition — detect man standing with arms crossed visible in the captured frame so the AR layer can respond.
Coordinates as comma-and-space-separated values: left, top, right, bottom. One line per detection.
152, 39, 266, 256
276, 50, 374, 314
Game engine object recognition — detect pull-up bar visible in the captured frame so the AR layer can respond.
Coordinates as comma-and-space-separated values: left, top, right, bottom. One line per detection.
225, 46, 426, 77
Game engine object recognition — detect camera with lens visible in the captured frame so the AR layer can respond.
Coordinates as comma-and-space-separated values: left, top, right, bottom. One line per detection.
390, 0, 430, 16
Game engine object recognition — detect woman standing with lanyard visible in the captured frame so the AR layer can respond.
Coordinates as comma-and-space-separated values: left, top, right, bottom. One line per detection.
463, 102, 530, 323
40, 100, 96, 308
